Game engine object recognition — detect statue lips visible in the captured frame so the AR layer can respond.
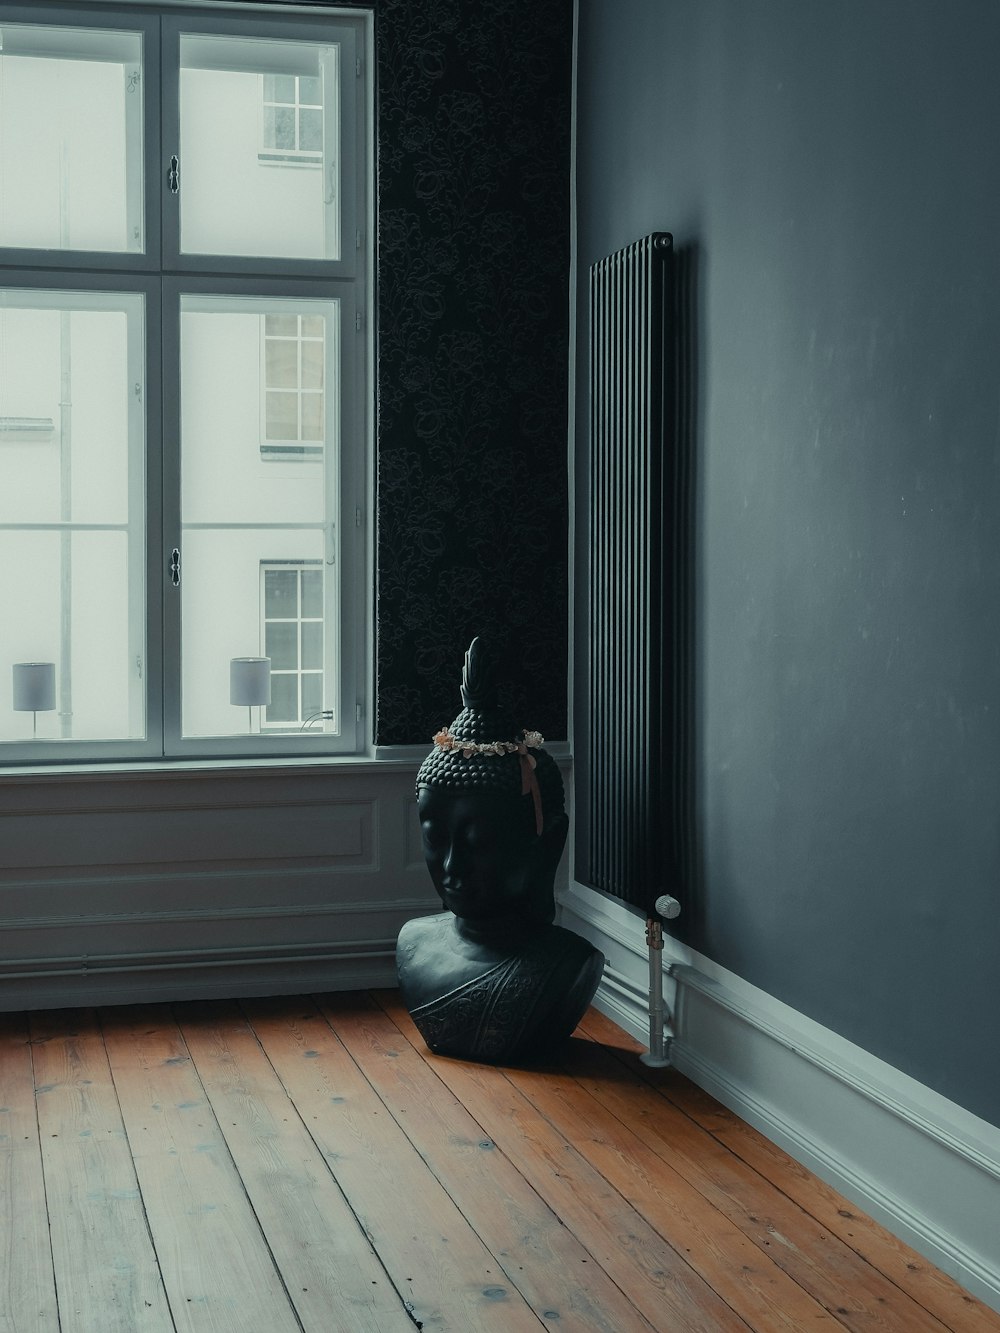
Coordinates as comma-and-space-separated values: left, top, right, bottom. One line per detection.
440, 878, 483, 914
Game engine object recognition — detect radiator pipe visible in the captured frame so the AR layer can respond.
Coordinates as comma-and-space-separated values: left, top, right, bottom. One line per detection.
640, 917, 672, 1067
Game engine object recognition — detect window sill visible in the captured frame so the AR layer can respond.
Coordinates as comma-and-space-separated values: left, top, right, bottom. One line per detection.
0, 742, 570, 784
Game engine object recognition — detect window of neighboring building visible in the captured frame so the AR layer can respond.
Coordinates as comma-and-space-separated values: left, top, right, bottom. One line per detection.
260, 562, 325, 728
261, 312, 325, 459
260, 73, 324, 165
0, 2, 371, 762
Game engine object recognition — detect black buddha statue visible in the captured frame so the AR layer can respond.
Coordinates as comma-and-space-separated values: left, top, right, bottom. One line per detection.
396, 638, 605, 1064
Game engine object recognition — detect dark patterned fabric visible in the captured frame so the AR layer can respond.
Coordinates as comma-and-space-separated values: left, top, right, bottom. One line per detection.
375, 0, 573, 743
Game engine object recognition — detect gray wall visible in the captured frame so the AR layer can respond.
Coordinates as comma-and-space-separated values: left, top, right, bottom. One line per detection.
574, 0, 1000, 1127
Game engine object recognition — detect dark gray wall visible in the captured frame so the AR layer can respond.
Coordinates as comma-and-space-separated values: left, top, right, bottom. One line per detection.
575, 0, 1000, 1127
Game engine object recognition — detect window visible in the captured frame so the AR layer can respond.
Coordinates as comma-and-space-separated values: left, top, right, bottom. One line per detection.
261, 313, 325, 459
261, 563, 326, 728
260, 74, 324, 165
0, 4, 371, 762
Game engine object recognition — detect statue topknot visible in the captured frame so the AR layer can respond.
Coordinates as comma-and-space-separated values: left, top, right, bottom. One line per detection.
416, 636, 564, 832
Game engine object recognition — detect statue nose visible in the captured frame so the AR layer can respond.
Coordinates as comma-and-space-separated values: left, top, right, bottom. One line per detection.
442, 841, 467, 879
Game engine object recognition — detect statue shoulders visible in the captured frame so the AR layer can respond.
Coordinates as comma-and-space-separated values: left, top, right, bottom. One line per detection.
396, 914, 605, 1063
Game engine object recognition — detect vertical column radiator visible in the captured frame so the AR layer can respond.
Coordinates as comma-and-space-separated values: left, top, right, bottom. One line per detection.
585, 232, 676, 916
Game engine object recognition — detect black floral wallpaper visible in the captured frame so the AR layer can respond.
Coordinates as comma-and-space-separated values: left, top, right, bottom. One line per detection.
374, 0, 573, 744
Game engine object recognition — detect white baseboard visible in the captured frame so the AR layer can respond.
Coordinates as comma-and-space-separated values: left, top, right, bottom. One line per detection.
559, 881, 1000, 1315
0, 937, 401, 1011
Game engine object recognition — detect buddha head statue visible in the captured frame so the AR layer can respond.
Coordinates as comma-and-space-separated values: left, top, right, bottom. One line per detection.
416, 637, 567, 926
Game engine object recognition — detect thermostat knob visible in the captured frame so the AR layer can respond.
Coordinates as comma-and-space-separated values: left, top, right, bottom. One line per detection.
654, 894, 681, 920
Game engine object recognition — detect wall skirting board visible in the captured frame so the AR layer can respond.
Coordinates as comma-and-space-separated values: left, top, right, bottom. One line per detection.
559, 881, 1000, 1315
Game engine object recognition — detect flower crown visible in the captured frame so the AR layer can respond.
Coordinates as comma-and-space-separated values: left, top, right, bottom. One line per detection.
432, 726, 544, 760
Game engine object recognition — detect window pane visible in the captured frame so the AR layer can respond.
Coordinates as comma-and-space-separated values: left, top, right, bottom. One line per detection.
267, 674, 297, 723
180, 295, 335, 521
265, 338, 298, 388
299, 108, 322, 152
0, 25, 143, 252
265, 391, 299, 441
179, 34, 340, 259
265, 313, 297, 337
265, 621, 297, 669
301, 393, 323, 441
299, 75, 321, 106
179, 528, 323, 737
264, 569, 298, 616
301, 671, 322, 717
179, 295, 338, 740
269, 73, 296, 103
272, 106, 296, 151
300, 568, 322, 616
301, 339, 323, 390
301, 620, 322, 669
0, 290, 145, 746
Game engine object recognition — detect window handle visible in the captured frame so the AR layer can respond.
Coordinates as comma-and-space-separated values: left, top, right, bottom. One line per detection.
168, 154, 180, 194
169, 548, 180, 586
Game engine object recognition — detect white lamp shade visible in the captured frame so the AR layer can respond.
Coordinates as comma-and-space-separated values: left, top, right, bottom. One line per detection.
13, 662, 56, 712
230, 657, 271, 707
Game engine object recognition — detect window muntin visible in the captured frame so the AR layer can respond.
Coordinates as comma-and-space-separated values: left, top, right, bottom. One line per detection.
0, 23, 144, 252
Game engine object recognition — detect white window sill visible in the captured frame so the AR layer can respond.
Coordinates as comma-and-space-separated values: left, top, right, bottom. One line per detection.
0, 741, 570, 784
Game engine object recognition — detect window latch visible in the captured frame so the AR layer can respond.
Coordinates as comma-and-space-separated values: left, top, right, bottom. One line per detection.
168, 154, 180, 194
169, 548, 180, 586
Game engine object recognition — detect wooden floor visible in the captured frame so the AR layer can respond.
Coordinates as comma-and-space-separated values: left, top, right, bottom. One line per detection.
1, 993, 998, 1333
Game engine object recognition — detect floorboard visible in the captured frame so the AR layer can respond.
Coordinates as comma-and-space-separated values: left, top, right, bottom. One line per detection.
0, 992, 996, 1333
101, 1004, 300, 1333
29, 1009, 173, 1332
579, 1006, 1000, 1333
318, 991, 657, 1331
0, 1013, 59, 1333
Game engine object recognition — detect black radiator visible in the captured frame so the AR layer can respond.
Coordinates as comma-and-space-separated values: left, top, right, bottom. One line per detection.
583, 231, 681, 915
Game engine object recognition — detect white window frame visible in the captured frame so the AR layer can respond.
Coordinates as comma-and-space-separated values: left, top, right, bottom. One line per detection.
0, 0, 373, 766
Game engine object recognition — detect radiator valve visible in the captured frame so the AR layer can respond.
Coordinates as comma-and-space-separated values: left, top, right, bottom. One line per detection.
655, 894, 682, 920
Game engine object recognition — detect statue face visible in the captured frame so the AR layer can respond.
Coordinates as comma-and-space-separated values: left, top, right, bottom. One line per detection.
417, 786, 540, 921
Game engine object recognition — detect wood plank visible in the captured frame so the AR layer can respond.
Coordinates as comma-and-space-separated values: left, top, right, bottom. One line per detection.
580, 1007, 1000, 1333
373, 988, 753, 1333
502, 1048, 842, 1331
0, 1013, 59, 1333
545, 1031, 953, 1333
99, 1004, 300, 1333
174, 999, 414, 1333
315, 990, 659, 1332
28, 1009, 174, 1333
242, 994, 547, 1332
